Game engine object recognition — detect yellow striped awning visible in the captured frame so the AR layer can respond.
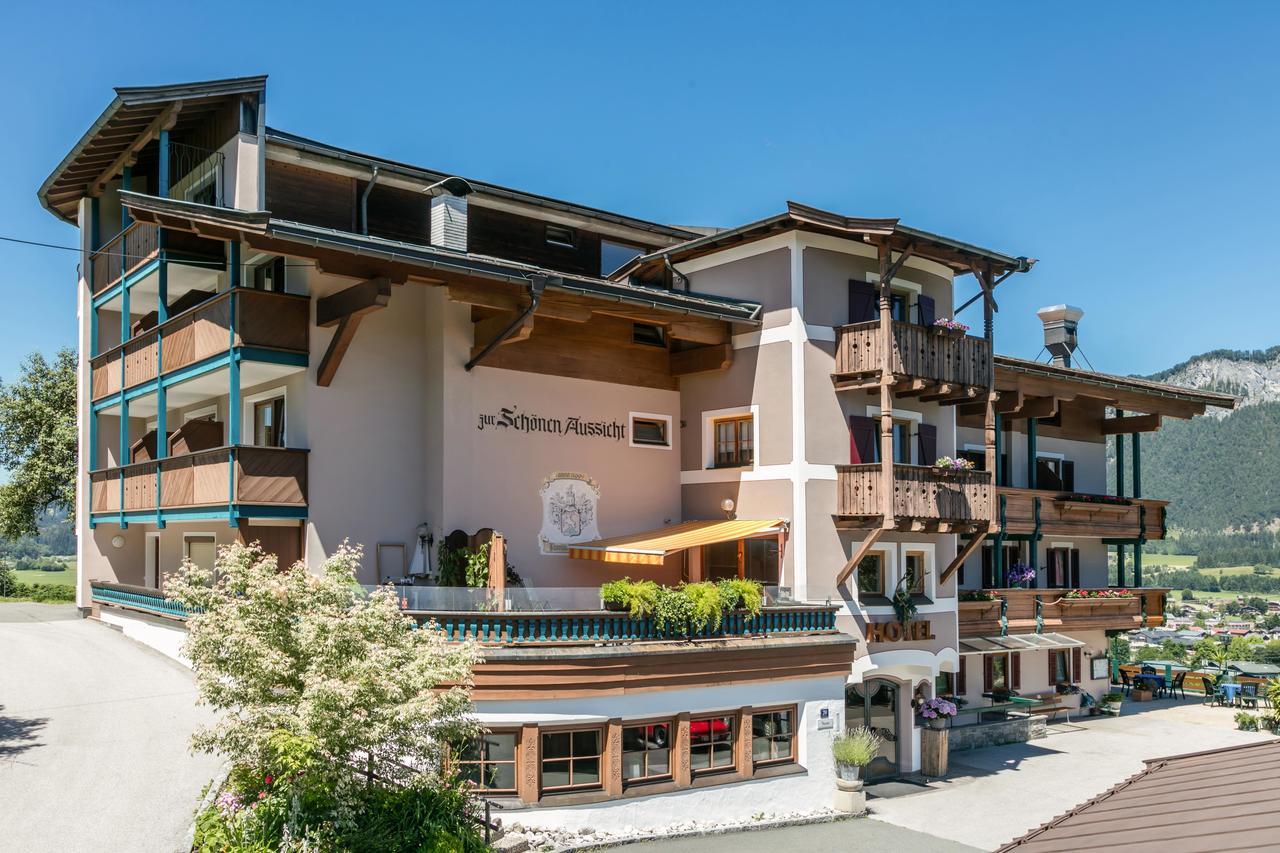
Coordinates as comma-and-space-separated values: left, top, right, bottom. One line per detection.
568, 519, 786, 566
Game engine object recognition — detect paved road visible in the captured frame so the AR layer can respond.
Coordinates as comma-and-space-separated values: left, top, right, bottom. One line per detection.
0, 602, 221, 853
625, 818, 981, 852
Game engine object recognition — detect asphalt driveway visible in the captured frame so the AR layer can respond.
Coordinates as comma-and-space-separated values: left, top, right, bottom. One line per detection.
0, 602, 221, 853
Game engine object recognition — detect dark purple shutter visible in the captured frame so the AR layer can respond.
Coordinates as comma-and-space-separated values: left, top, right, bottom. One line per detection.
983, 656, 993, 692
916, 294, 936, 327
1011, 653, 1022, 690
958, 657, 967, 695
982, 546, 994, 588
1072, 647, 1083, 684
849, 280, 878, 324
849, 415, 877, 464
1048, 650, 1056, 682
1070, 549, 1081, 587
917, 423, 938, 466
1062, 460, 1075, 492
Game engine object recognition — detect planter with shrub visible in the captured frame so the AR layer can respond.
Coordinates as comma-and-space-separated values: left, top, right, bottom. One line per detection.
832, 726, 881, 786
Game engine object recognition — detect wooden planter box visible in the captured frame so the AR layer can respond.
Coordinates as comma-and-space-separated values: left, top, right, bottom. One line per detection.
1131, 688, 1154, 702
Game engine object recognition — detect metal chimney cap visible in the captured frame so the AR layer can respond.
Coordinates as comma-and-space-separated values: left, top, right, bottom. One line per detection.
1036, 304, 1084, 324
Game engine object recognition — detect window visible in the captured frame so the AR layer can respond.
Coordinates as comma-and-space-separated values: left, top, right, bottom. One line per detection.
1052, 650, 1071, 685
990, 653, 1008, 691
857, 552, 885, 597
981, 543, 1023, 588
961, 447, 1010, 485
872, 289, 912, 323
689, 715, 735, 775
935, 671, 955, 698
1036, 455, 1075, 492
622, 722, 671, 784
545, 224, 577, 248
751, 708, 795, 765
1046, 547, 1080, 588
239, 97, 258, 134
602, 240, 644, 276
455, 732, 517, 793
253, 397, 285, 448
630, 414, 670, 448
632, 322, 667, 348
184, 534, 216, 573
713, 415, 754, 468
704, 538, 780, 584
706, 541, 739, 582
906, 550, 927, 596
540, 729, 601, 791
252, 257, 285, 292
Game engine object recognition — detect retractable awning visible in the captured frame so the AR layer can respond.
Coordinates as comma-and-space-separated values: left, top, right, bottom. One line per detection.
959, 633, 1084, 655
568, 519, 786, 566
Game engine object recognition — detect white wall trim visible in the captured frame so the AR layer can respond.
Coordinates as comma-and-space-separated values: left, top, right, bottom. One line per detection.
798, 232, 954, 280
673, 229, 953, 282
867, 271, 924, 295
628, 411, 673, 451
899, 541, 939, 601
241, 386, 287, 446
1036, 450, 1066, 460
867, 405, 923, 424
789, 236, 808, 592
184, 403, 218, 423
674, 233, 795, 275
730, 311, 836, 351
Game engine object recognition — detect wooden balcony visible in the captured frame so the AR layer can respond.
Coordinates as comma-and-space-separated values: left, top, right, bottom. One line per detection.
835, 463, 993, 530
90, 222, 160, 295
90, 289, 309, 402
833, 320, 992, 396
958, 588, 1168, 638
997, 487, 1168, 540
89, 445, 308, 516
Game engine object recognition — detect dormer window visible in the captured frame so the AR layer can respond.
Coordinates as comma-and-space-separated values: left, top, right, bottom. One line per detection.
545, 224, 576, 248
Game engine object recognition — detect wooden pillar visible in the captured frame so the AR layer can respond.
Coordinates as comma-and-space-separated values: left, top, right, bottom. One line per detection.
604, 718, 623, 797
1027, 417, 1038, 490
487, 532, 506, 610
687, 546, 704, 583
674, 712, 692, 787
517, 723, 539, 804
981, 266, 997, 524
736, 706, 753, 780
878, 243, 896, 530
1115, 410, 1126, 498
1133, 431, 1143, 587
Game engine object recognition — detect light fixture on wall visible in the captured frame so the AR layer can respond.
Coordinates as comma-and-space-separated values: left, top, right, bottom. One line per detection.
720, 498, 736, 520
110, 535, 125, 549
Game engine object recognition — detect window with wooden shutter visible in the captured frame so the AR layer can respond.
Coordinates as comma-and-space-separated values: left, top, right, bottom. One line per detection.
1062, 460, 1075, 492
1011, 652, 1022, 690
849, 415, 877, 464
917, 423, 938, 466
848, 280, 878, 324
916, 294, 936, 328
958, 656, 967, 695
983, 655, 994, 692
1070, 549, 1081, 587
1072, 647, 1082, 684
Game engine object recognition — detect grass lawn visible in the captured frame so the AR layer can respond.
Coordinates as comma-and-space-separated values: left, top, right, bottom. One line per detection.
9, 557, 76, 586
1145, 554, 1198, 568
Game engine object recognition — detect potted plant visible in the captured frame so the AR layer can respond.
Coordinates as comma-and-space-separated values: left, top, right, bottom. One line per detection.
932, 456, 976, 479
1235, 711, 1259, 731
1006, 562, 1036, 589
1100, 692, 1124, 716
891, 571, 919, 627
932, 318, 970, 339
599, 578, 658, 618
832, 726, 881, 785
920, 697, 958, 730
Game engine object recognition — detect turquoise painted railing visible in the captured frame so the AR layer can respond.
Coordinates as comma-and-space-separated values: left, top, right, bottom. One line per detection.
418, 605, 839, 645
91, 581, 197, 619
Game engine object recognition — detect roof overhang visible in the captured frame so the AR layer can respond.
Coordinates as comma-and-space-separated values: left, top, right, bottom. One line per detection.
38, 76, 267, 224
568, 519, 787, 565
612, 200, 1035, 281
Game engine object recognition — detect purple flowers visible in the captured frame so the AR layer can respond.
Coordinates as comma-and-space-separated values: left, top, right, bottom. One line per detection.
921, 697, 958, 719
1007, 562, 1036, 587
934, 456, 976, 472
933, 318, 970, 332
215, 791, 243, 816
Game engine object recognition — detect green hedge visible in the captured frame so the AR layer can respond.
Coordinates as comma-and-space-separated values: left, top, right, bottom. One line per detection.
0, 582, 76, 603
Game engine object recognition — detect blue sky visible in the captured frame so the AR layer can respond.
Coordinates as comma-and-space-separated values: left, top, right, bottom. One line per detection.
2, 1, 1277, 381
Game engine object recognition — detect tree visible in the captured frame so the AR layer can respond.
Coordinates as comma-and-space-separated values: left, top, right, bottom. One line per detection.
1255, 640, 1280, 667
0, 350, 76, 539
1109, 635, 1131, 664
167, 542, 484, 847
1181, 589, 1195, 601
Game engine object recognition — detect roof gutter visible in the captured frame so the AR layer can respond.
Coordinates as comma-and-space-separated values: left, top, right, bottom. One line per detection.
360, 166, 380, 235
465, 275, 549, 371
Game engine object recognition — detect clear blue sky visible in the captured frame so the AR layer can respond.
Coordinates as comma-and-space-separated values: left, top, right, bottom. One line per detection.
2, 0, 1277, 381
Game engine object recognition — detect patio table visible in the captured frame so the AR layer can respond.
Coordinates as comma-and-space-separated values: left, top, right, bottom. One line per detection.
1219, 682, 1242, 705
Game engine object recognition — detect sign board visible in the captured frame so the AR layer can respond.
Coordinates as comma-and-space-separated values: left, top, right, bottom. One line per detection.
867, 620, 936, 643
1091, 656, 1111, 680
817, 707, 833, 730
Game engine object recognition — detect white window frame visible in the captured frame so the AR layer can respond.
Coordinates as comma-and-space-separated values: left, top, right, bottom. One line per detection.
866, 273, 925, 323
702, 405, 760, 471
241, 386, 288, 448
184, 404, 219, 424
899, 542, 937, 601
866, 405, 923, 465
629, 411, 673, 450
853, 542, 898, 603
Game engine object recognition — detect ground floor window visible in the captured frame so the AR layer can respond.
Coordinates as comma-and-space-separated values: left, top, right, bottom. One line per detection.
455, 731, 517, 793
751, 708, 795, 766
857, 551, 886, 597
540, 729, 602, 792
935, 671, 955, 698
184, 534, 216, 572
690, 714, 735, 775
703, 537, 779, 584
622, 722, 671, 784
1052, 649, 1071, 684
988, 653, 1009, 692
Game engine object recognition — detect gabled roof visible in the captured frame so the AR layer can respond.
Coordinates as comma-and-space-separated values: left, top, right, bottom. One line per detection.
998, 740, 1280, 851
611, 200, 1036, 281
38, 76, 267, 224
995, 355, 1237, 414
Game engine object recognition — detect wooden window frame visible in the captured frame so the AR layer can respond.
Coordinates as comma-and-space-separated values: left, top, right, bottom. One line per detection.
539, 726, 604, 793
620, 718, 674, 787
252, 396, 286, 448
452, 729, 519, 795
990, 652, 1009, 692
1052, 649, 1071, 685
711, 414, 755, 469
689, 712, 737, 777
545, 224, 577, 249
906, 549, 927, 596
856, 550, 887, 597
629, 412, 671, 449
750, 705, 797, 768
703, 535, 781, 584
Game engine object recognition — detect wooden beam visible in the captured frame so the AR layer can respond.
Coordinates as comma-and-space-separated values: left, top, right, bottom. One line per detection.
670, 344, 733, 376
1101, 413, 1162, 435
881, 242, 917, 287
667, 319, 730, 346
1005, 396, 1060, 420
939, 524, 991, 585
474, 311, 534, 349
317, 315, 362, 387
892, 378, 932, 397
316, 277, 391, 328
994, 390, 1025, 414
89, 102, 183, 196
835, 527, 885, 588
917, 384, 959, 402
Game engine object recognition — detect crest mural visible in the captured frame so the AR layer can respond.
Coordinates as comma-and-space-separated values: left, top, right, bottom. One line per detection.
539, 472, 601, 554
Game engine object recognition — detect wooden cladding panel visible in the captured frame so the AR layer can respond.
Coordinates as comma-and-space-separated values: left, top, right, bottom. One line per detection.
957, 588, 1169, 638
159, 451, 230, 508
91, 222, 160, 295
356, 180, 431, 245
91, 357, 119, 400
163, 295, 233, 373
121, 462, 159, 510
468, 206, 605, 277
998, 487, 1168, 539
265, 160, 356, 232
123, 336, 158, 388
836, 464, 992, 522
236, 448, 308, 505
234, 291, 310, 352
835, 320, 992, 388
90, 470, 120, 513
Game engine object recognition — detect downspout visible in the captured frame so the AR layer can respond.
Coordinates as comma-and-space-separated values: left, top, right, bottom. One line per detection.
465, 275, 550, 371
360, 166, 380, 235
664, 254, 690, 291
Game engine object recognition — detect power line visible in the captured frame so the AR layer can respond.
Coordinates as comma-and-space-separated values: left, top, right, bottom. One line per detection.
0, 233, 321, 269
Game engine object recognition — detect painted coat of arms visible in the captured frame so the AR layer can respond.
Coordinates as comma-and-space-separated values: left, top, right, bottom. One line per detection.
539, 472, 601, 554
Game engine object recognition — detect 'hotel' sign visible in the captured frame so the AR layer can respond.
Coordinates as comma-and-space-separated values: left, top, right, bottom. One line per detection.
868, 620, 936, 643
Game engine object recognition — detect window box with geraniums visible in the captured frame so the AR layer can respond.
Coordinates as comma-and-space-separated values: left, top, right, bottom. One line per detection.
932, 456, 976, 479
933, 317, 970, 339
920, 697, 958, 730
1062, 589, 1137, 608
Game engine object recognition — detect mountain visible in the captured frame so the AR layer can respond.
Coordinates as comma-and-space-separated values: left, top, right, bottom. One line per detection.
1133, 348, 1280, 534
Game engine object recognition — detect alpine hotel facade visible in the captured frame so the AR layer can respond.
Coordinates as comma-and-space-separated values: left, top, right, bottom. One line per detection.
43, 77, 1234, 828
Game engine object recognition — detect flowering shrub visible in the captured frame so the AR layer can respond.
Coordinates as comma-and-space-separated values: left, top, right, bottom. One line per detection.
920, 697, 958, 720
933, 318, 970, 332
933, 456, 976, 472
1007, 562, 1037, 588
1063, 588, 1136, 599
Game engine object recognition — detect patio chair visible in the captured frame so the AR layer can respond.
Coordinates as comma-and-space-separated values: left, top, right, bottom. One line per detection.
1140, 664, 1157, 675
1120, 670, 1133, 696
1169, 671, 1187, 700
1241, 683, 1260, 710
1201, 675, 1218, 705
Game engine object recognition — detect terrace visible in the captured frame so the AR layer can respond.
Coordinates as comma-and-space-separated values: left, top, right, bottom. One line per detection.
958, 587, 1168, 637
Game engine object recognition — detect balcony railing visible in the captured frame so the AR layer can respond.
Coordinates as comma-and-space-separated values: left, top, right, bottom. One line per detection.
90, 581, 196, 620
997, 487, 1168, 540
89, 445, 308, 515
167, 142, 224, 207
90, 221, 160, 296
958, 587, 1168, 637
834, 320, 992, 390
836, 463, 993, 524
91, 289, 310, 401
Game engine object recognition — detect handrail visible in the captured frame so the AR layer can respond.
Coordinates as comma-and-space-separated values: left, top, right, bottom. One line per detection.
88, 444, 310, 477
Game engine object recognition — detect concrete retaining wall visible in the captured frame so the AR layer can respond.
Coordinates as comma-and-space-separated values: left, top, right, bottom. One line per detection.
948, 714, 1046, 752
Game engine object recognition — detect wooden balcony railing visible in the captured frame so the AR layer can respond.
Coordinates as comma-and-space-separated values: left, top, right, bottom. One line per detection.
958, 588, 1168, 638
836, 463, 993, 524
91, 289, 309, 401
997, 487, 1168, 540
89, 446, 308, 515
834, 320, 992, 390
91, 222, 160, 295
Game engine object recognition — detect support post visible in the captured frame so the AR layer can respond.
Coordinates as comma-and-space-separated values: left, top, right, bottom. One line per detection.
121, 165, 131, 230
155, 380, 167, 528
981, 265, 998, 526
993, 412, 1003, 486
228, 276, 240, 525
1027, 417, 1038, 490
1117, 544, 1127, 588
877, 243, 896, 530
1115, 410, 1126, 499
157, 129, 170, 197
1133, 429, 1143, 586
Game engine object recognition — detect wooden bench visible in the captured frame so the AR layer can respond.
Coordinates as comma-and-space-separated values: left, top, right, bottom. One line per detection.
1023, 691, 1072, 723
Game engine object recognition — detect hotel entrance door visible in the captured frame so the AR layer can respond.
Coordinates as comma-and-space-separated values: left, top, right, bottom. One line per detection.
845, 678, 900, 780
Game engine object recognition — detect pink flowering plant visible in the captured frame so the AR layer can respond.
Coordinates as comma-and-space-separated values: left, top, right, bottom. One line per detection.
1064, 588, 1136, 599
934, 456, 976, 472
933, 317, 970, 332
921, 697, 958, 721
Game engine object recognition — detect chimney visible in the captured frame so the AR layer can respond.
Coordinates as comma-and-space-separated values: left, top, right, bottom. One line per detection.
1037, 304, 1084, 368
430, 193, 468, 252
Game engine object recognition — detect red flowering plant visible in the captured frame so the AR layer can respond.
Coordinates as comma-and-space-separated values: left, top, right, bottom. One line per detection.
1063, 588, 1136, 599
